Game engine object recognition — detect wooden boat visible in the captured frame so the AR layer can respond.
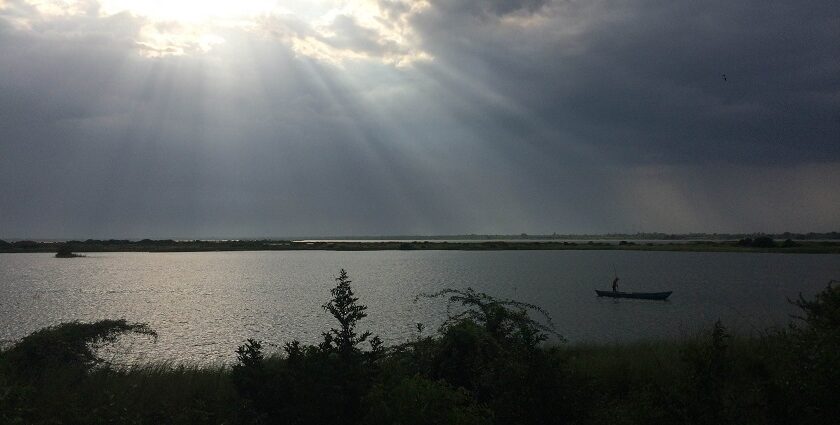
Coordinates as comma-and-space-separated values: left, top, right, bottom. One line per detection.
595, 290, 672, 300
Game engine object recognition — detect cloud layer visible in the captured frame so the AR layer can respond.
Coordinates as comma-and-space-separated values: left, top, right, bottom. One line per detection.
1, 0, 838, 238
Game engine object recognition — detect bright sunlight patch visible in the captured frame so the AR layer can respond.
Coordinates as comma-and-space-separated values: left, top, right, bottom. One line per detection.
12, 0, 430, 64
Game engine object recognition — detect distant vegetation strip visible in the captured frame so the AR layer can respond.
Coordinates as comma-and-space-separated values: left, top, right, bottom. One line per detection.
301, 231, 840, 241
1, 237, 840, 254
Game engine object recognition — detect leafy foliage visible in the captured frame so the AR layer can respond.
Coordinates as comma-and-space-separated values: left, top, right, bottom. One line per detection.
410, 288, 587, 424
235, 338, 264, 368
321, 269, 372, 357
232, 269, 382, 424
364, 375, 492, 425
417, 287, 562, 348
791, 280, 840, 332
776, 281, 840, 424
2, 277, 839, 425
679, 320, 734, 424
1, 320, 156, 378
0, 320, 158, 423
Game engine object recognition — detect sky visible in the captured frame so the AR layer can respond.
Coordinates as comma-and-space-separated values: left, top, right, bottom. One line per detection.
1, 0, 838, 239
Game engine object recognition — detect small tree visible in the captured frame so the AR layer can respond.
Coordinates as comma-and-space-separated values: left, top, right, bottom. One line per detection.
791, 280, 840, 332
784, 281, 840, 424
235, 338, 264, 368
417, 287, 561, 348
322, 269, 372, 357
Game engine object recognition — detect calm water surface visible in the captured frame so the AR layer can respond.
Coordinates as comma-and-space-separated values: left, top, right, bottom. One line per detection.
1, 251, 837, 364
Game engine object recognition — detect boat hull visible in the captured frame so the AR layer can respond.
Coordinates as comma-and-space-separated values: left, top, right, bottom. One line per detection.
595, 290, 672, 300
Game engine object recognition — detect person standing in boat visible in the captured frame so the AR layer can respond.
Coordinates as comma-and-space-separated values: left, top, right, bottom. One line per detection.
612, 276, 619, 292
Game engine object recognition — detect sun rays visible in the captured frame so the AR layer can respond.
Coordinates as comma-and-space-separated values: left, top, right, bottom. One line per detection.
7, 0, 431, 63
99, 0, 280, 23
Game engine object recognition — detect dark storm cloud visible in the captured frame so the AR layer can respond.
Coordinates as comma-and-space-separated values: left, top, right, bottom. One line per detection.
405, 0, 840, 164
0, 0, 838, 238
427, 0, 550, 17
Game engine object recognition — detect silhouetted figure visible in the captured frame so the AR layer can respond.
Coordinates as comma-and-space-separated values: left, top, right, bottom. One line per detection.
722, 73, 727, 81
612, 277, 619, 292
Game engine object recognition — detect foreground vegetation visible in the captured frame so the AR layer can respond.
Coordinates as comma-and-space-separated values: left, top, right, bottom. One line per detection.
1, 273, 838, 424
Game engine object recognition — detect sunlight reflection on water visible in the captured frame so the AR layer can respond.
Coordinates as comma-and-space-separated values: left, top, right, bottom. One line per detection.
0, 251, 836, 365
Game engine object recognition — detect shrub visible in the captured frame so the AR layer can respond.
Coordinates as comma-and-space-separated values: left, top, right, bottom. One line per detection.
233, 269, 380, 424
1, 320, 155, 380
364, 375, 492, 425
752, 236, 776, 248
416, 288, 584, 424
0, 320, 157, 424
779, 282, 840, 424
321, 269, 373, 358
11, 240, 37, 249
235, 338, 264, 369
680, 320, 732, 424
791, 280, 840, 333
737, 238, 753, 246
782, 238, 798, 247
418, 287, 561, 349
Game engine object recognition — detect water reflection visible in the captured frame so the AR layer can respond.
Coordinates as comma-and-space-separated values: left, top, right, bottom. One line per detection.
0, 251, 836, 364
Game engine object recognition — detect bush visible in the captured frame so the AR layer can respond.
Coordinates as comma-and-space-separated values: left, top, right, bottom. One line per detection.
0, 320, 157, 423
752, 236, 776, 248
778, 282, 840, 424
1, 320, 155, 380
233, 269, 380, 424
11, 240, 37, 249
5, 274, 838, 425
364, 375, 492, 425
418, 288, 561, 349
680, 321, 733, 424
416, 288, 585, 424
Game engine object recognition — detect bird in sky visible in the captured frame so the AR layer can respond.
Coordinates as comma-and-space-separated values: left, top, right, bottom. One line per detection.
722, 73, 727, 81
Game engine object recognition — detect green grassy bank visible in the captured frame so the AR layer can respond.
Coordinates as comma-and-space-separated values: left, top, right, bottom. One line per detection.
2, 276, 838, 425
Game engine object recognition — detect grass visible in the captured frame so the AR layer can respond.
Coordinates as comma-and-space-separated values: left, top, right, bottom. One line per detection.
1, 278, 837, 424
88, 365, 238, 423
0, 328, 835, 424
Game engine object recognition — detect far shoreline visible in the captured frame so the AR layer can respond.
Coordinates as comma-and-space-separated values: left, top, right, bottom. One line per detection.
2, 238, 840, 254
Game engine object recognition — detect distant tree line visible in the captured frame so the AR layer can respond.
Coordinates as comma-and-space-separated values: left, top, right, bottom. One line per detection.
333, 232, 840, 241
2, 236, 839, 255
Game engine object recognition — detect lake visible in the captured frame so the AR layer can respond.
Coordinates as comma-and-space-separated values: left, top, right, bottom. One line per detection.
1, 251, 837, 364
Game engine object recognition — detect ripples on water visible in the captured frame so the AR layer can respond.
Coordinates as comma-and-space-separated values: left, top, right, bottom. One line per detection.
0, 251, 836, 364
